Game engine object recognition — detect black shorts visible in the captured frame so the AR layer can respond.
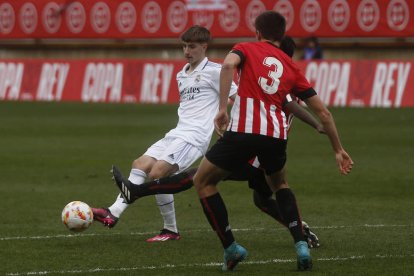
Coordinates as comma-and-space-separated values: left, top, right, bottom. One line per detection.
225, 163, 273, 198
206, 131, 287, 175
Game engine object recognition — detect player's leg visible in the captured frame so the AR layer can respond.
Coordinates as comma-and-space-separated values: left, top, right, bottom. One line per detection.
245, 165, 320, 248
195, 133, 255, 271
256, 137, 312, 270
265, 169, 312, 270
93, 136, 175, 228
145, 160, 181, 242
244, 165, 286, 225
145, 138, 204, 242
225, 163, 284, 224
113, 166, 197, 202
194, 157, 247, 271
92, 155, 154, 228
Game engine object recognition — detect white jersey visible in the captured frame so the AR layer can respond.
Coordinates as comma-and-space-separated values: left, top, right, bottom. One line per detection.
165, 57, 237, 154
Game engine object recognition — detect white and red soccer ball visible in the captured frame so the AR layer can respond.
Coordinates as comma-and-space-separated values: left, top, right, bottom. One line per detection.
61, 201, 93, 232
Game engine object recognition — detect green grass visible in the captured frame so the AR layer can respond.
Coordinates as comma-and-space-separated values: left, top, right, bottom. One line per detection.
0, 102, 413, 275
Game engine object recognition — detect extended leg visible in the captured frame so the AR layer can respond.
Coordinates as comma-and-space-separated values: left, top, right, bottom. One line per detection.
112, 166, 197, 203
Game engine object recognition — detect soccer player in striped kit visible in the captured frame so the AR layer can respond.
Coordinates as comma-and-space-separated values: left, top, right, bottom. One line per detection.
112, 36, 322, 249
192, 11, 353, 271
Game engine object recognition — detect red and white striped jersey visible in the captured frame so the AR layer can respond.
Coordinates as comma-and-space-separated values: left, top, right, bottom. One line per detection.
248, 93, 298, 169
228, 41, 314, 140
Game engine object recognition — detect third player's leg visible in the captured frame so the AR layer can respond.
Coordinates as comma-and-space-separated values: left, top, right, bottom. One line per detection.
193, 157, 228, 198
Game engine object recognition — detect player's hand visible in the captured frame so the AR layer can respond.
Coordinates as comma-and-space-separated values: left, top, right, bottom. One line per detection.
335, 149, 353, 175
214, 110, 229, 137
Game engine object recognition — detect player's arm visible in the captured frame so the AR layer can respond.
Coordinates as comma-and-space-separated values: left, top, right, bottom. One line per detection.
220, 53, 240, 110
284, 99, 325, 134
215, 52, 241, 135
304, 95, 353, 174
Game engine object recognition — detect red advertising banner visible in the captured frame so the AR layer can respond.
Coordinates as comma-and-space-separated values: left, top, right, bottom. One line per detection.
0, 58, 413, 107
0, 0, 413, 39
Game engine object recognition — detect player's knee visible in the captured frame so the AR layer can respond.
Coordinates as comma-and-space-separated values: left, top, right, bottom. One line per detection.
273, 180, 289, 191
192, 172, 205, 190
132, 156, 154, 173
148, 162, 178, 179
193, 171, 214, 192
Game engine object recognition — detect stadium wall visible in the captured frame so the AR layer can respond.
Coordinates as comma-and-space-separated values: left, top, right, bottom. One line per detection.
1, 0, 413, 107
0, 59, 412, 107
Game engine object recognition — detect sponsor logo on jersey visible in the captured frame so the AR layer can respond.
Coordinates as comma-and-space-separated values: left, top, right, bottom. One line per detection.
180, 86, 200, 101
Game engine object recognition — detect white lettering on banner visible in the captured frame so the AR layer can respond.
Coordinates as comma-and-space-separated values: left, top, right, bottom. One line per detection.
36, 63, 69, 101
0, 63, 24, 100
370, 62, 411, 108
81, 63, 123, 102
305, 62, 350, 106
140, 63, 174, 103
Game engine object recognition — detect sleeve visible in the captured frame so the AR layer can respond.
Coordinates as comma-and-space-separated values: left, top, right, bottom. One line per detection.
282, 93, 297, 108
209, 68, 221, 94
211, 66, 238, 98
293, 68, 317, 100
230, 43, 246, 69
210, 63, 238, 98
229, 81, 238, 98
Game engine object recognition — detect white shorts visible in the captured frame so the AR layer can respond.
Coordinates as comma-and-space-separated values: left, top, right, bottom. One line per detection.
144, 136, 203, 172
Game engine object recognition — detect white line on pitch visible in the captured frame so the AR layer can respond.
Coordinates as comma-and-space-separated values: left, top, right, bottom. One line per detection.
0, 224, 412, 241
5, 254, 414, 275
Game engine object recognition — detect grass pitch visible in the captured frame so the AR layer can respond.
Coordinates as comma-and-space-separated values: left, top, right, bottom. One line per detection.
0, 102, 413, 275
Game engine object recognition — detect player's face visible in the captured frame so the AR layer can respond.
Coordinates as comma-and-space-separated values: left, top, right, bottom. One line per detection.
182, 42, 207, 67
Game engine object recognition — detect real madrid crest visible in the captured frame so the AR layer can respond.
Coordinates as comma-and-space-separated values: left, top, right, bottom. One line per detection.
195, 75, 201, 83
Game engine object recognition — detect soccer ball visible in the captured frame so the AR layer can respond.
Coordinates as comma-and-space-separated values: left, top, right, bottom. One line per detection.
61, 201, 93, 232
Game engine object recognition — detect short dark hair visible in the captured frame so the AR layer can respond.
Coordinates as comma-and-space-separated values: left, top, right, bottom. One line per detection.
254, 11, 286, 42
180, 25, 211, 43
280, 36, 296, 57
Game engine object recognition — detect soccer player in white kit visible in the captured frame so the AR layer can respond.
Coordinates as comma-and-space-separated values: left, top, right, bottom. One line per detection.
91, 25, 237, 242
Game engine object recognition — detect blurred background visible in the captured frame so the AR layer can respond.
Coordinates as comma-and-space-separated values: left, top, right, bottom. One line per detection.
1, 0, 413, 107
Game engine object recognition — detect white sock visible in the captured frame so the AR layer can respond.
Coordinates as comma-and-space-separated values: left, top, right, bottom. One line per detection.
108, 168, 147, 218
155, 194, 177, 233
108, 193, 128, 218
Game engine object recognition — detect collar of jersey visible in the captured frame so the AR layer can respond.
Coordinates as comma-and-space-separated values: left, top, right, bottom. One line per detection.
183, 57, 209, 75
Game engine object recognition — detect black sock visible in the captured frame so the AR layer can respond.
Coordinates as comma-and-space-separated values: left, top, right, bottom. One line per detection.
135, 168, 197, 197
275, 188, 305, 243
200, 192, 234, 249
253, 191, 286, 226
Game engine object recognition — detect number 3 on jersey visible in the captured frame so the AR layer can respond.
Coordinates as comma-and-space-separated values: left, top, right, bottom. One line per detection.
258, 57, 283, 94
